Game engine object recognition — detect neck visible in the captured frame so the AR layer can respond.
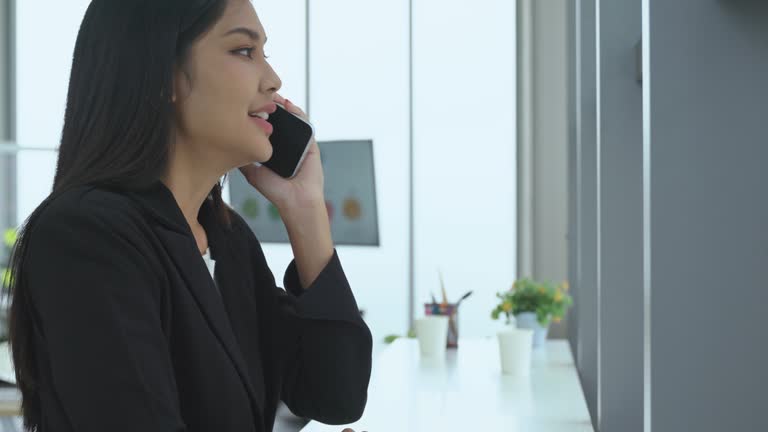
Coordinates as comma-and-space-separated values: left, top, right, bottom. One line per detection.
160, 143, 229, 235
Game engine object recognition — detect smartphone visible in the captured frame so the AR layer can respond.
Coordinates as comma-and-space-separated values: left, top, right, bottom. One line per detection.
259, 103, 315, 179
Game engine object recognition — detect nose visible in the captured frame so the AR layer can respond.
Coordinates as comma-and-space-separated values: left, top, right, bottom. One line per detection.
261, 60, 282, 95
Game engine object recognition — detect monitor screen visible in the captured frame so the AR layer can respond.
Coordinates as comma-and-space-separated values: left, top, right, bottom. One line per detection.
228, 139, 380, 246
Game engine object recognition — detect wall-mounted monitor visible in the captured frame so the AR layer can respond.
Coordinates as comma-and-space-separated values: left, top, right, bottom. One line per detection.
228, 140, 379, 246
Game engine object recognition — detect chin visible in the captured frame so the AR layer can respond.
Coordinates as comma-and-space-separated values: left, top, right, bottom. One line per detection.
239, 139, 272, 164
255, 148, 273, 164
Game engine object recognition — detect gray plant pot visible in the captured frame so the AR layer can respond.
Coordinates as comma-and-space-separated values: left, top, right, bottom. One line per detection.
514, 312, 549, 348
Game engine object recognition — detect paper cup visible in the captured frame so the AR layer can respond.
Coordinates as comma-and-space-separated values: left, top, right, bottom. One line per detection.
415, 316, 449, 358
497, 328, 534, 376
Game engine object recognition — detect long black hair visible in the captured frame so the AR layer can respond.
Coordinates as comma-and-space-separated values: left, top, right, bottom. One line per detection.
3, 1, 234, 429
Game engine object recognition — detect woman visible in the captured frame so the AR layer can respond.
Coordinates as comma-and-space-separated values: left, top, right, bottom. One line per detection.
2, 0, 372, 431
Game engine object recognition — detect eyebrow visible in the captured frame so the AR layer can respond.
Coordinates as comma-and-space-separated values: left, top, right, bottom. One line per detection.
223, 27, 268, 43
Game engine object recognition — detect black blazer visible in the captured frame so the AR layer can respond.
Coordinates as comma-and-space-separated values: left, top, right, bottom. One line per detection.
23, 180, 372, 431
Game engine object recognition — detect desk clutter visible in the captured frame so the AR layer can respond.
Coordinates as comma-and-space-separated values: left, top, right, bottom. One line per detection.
422, 269, 472, 348
414, 269, 476, 360
406, 274, 574, 378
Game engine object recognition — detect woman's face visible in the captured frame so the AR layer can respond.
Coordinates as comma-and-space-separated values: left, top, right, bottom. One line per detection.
172, 0, 281, 169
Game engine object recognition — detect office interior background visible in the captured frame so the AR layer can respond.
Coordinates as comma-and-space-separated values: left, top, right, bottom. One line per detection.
0, 0, 766, 431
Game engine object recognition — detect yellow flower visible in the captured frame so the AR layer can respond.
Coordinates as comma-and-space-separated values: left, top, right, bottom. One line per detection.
3, 228, 16, 249
554, 292, 563, 302
538, 287, 545, 294
561, 280, 570, 291
501, 301, 513, 312
553, 317, 562, 324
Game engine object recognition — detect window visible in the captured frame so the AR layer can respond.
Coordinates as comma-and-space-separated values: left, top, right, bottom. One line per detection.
8, 0, 517, 343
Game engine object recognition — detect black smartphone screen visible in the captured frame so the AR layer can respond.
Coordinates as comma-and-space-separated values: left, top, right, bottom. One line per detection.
262, 104, 314, 178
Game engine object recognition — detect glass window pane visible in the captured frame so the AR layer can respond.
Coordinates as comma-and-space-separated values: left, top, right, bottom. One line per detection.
15, 1, 89, 152
16, 148, 57, 224
308, 0, 411, 341
413, 0, 517, 338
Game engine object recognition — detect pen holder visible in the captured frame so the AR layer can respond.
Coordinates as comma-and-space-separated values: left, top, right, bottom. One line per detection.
424, 303, 459, 348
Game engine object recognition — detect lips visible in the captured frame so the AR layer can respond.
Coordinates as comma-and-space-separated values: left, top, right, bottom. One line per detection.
248, 102, 277, 118
250, 114, 274, 135
248, 102, 277, 135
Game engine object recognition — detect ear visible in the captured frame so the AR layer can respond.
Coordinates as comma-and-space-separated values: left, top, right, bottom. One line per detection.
172, 65, 191, 103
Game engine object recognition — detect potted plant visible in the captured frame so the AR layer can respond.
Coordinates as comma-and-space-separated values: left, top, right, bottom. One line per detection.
491, 277, 572, 348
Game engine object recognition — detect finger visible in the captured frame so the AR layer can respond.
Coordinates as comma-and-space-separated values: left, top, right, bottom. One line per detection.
272, 94, 309, 121
284, 99, 305, 115
309, 139, 320, 156
283, 99, 309, 121
341, 429, 355, 432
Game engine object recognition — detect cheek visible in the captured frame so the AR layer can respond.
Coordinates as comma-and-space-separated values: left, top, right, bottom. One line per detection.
181, 64, 260, 144
175, 72, 272, 162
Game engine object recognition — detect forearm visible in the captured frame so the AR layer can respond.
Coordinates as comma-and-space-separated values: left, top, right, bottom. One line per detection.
282, 323, 372, 424
280, 201, 334, 290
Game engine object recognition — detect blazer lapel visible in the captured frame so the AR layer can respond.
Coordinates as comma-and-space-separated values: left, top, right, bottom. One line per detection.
124, 181, 264, 424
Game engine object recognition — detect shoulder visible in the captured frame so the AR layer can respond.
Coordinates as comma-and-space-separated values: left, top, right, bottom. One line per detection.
26, 185, 165, 288
25, 187, 166, 311
31, 185, 149, 247
36, 185, 145, 225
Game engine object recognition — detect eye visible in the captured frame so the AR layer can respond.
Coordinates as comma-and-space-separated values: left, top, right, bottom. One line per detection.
233, 47, 255, 58
233, 47, 270, 60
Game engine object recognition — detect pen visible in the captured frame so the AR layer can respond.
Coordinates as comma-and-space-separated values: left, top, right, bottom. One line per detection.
455, 290, 473, 308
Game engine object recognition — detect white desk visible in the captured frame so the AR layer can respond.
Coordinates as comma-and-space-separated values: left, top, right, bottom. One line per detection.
301, 338, 594, 432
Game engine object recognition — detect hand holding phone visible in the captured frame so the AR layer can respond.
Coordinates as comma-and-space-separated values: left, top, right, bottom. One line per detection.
259, 103, 315, 178
239, 97, 326, 211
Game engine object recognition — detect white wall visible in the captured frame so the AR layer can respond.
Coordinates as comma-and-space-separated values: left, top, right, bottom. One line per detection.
13, 0, 517, 344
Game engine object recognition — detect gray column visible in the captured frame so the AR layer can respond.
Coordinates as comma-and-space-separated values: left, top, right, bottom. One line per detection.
596, 0, 644, 430
574, 0, 598, 425
0, 0, 17, 231
527, 0, 570, 339
645, 0, 768, 430
566, 0, 579, 354
0, 0, 7, 138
